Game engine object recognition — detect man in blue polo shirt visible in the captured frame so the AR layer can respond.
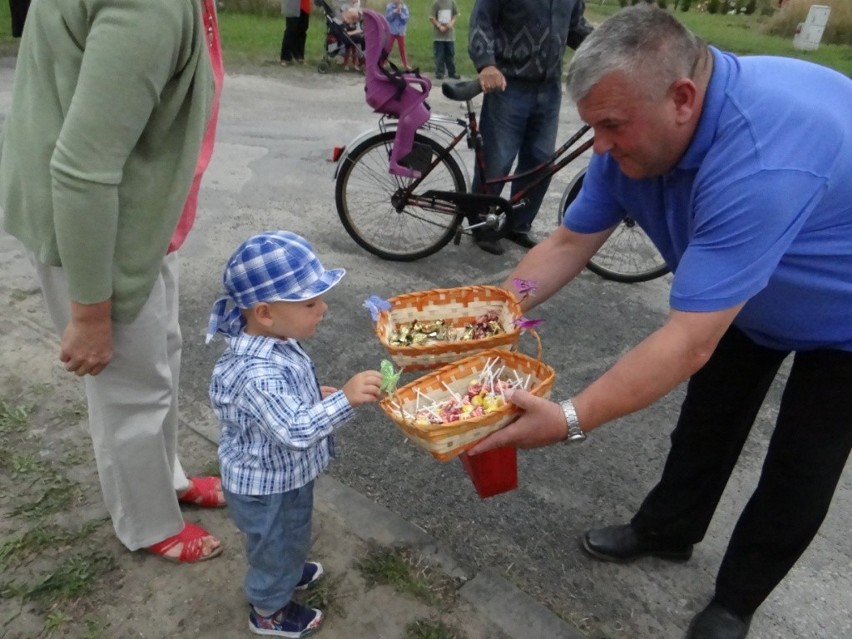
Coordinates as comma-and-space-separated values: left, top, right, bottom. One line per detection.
467, 6, 852, 639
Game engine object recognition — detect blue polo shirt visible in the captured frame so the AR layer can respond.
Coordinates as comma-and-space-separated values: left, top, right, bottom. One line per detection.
565, 48, 852, 351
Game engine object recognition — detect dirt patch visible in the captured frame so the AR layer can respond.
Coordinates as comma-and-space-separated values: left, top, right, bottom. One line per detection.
0, 284, 510, 639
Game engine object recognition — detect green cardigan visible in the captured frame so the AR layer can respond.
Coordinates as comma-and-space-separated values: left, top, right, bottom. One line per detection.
0, 0, 214, 322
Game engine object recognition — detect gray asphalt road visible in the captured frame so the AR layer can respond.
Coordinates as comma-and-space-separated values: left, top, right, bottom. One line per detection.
1, 59, 849, 639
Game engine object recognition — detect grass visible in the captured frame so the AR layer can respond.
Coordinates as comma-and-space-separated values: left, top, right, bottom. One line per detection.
764, 0, 851, 45
0, 380, 469, 637
0, 0, 848, 74
0, 398, 29, 434
5, 550, 115, 603
404, 618, 467, 639
0, 392, 114, 637
0, 522, 101, 567
217, 0, 851, 77
588, 1, 851, 73
354, 544, 469, 639
355, 543, 462, 607
298, 571, 350, 618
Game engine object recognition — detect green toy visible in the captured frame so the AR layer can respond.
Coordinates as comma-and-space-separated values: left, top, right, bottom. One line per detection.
380, 359, 402, 394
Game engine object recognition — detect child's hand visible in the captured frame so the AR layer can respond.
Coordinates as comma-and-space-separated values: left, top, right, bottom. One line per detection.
342, 370, 383, 407
320, 385, 337, 398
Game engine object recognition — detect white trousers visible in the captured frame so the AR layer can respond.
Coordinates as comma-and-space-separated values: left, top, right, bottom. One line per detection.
29, 251, 190, 550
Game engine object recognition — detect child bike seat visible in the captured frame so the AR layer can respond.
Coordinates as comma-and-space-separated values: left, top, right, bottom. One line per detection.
362, 9, 432, 177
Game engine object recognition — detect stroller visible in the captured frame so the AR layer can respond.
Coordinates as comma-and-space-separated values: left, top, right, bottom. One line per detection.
314, 0, 365, 74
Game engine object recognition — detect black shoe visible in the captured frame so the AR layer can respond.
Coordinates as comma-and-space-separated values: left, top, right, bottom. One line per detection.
435, 73, 444, 79
505, 231, 538, 249
449, 73, 461, 79
472, 227, 504, 255
686, 602, 751, 639
581, 524, 693, 563
474, 237, 504, 255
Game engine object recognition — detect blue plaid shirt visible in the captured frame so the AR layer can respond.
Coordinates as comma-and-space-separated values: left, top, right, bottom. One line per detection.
210, 333, 354, 495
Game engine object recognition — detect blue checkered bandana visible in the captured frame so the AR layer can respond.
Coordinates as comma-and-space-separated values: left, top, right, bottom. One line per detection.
205, 231, 345, 343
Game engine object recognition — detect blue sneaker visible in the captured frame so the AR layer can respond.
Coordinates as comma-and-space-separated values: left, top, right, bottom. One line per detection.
296, 561, 324, 591
249, 601, 323, 638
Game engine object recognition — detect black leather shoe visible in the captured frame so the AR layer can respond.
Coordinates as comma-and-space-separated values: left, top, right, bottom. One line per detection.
685, 602, 751, 639
505, 231, 538, 249
474, 237, 504, 255
581, 524, 693, 563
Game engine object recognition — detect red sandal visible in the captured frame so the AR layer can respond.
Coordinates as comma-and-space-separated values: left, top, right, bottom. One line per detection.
178, 476, 226, 508
147, 523, 222, 563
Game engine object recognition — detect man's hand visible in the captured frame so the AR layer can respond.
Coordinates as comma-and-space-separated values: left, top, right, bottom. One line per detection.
467, 389, 568, 454
478, 65, 506, 93
60, 300, 113, 376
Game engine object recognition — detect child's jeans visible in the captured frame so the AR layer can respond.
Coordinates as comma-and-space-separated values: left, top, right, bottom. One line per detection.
433, 40, 456, 77
224, 481, 314, 612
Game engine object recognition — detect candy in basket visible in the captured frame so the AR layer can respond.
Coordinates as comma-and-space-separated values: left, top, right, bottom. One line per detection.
369, 285, 523, 371
380, 348, 555, 461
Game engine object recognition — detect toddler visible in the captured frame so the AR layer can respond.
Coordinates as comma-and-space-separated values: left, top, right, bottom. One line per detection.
207, 231, 382, 637
385, 0, 411, 70
340, 0, 364, 71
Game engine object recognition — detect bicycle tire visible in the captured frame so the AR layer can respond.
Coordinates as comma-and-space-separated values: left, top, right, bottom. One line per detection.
335, 131, 466, 261
558, 169, 670, 283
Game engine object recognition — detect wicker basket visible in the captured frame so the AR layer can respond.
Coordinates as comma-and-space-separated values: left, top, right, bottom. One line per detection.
380, 348, 556, 461
376, 285, 523, 371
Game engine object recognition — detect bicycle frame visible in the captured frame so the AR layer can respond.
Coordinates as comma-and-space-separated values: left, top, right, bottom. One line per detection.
334, 108, 594, 235
333, 113, 473, 189
415, 111, 594, 234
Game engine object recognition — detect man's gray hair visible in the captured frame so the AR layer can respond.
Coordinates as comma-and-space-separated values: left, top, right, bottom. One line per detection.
567, 5, 707, 103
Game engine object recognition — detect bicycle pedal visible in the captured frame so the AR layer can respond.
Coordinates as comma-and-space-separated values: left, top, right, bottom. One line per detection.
453, 227, 463, 245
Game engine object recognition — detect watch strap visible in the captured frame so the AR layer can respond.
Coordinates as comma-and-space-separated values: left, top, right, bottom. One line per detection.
560, 399, 586, 443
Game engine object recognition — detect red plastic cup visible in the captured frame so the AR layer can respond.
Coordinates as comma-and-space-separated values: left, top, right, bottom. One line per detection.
459, 446, 518, 499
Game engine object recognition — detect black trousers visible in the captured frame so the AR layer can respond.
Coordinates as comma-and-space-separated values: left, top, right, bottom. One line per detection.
631, 326, 852, 617
9, 0, 31, 37
280, 10, 310, 62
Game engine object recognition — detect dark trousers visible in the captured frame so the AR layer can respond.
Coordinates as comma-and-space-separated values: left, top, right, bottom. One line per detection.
433, 40, 455, 77
281, 10, 310, 62
631, 326, 852, 617
9, 0, 31, 37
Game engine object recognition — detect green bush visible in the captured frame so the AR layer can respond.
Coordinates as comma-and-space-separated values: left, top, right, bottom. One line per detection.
707, 0, 720, 14
658, 0, 668, 8
744, 0, 757, 15
764, 0, 852, 46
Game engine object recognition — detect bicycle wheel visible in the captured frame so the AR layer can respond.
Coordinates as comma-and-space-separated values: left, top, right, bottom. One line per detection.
558, 169, 670, 283
335, 131, 466, 261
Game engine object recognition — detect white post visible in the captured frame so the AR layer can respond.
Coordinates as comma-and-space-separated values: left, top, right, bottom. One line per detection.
792, 4, 831, 51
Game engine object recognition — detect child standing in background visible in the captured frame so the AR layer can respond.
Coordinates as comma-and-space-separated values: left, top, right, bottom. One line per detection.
430, 0, 460, 79
385, 0, 411, 70
207, 231, 382, 637
340, 0, 364, 71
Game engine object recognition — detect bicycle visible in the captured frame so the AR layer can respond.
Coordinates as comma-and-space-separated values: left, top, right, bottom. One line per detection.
333, 9, 669, 283
557, 169, 670, 283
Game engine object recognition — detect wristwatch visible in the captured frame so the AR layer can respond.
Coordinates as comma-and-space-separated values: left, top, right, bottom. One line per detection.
560, 399, 587, 444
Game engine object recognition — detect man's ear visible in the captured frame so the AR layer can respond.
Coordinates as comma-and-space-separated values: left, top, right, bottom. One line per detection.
670, 78, 698, 125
